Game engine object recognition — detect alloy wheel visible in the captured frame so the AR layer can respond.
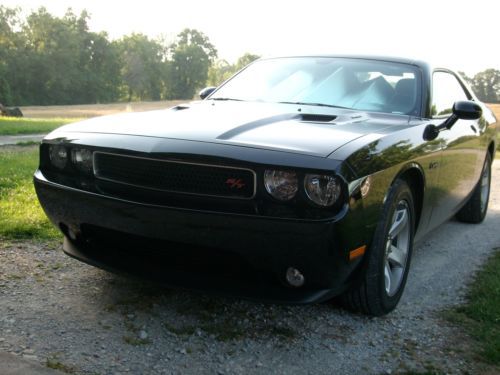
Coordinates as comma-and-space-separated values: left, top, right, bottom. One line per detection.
384, 200, 410, 296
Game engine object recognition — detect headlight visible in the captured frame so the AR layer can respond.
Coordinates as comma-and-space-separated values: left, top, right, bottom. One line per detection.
49, 145, 68, 169
264, 169, 298, 201
304, 174, 341, 207
71, 148, 93, 173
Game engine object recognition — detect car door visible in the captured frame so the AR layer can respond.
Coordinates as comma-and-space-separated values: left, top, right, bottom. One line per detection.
427, 70, 482, 228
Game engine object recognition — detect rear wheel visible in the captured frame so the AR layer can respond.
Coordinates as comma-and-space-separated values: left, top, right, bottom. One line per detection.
456, 153, 492, 223
341, 179, 415, 316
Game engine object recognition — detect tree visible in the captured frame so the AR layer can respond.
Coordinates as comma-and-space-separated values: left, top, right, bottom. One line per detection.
206, 53, 260, 87
234, 53, 260, 71
207, 59, 234, 87
116, 34, 165, 101
165, 29, 217, 99
471, 69, 500, 103
80, 31, 122, 103
0, 6, 24, 104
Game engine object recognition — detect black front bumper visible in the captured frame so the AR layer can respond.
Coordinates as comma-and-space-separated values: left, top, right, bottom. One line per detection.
34, 170, 362, 303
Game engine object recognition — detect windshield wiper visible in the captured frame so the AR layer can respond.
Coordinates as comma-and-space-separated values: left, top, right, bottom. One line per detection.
278, 101, 350, 109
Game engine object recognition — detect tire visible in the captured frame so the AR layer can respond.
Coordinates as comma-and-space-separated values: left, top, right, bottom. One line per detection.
456, 153, 492, 224
341, 178, 415, 316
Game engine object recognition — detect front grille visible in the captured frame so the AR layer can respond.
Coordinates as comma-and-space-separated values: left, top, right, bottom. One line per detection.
93, 152, 256, 199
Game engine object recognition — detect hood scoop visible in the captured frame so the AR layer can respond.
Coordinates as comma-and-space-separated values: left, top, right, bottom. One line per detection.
170, 104, 190, 111
299, 114, 337, 122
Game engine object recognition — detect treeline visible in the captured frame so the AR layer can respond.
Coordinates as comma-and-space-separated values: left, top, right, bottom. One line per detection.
0, 6, 259, 106
459, 70, 500, 104
2, 6, 499, 106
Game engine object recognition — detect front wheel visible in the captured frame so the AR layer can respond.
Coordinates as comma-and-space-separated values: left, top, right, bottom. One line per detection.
341, 179, 415, 316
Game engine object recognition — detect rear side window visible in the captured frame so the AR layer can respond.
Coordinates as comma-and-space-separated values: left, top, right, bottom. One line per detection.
431, 71, 469, 117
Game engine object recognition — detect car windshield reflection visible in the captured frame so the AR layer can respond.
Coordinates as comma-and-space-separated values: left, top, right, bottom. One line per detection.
210, 57, 422, 116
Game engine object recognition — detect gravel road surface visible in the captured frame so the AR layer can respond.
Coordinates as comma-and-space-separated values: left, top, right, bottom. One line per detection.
1, 161, 499, 375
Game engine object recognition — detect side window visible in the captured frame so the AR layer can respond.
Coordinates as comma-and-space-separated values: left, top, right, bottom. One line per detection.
431, 72, 469, 117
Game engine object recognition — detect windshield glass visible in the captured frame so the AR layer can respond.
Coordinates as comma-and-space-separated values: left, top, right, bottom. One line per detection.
210, 57, 421, 115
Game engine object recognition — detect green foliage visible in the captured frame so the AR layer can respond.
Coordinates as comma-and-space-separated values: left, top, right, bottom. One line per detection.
164, 29, 218, 100
207, 60, 234, 87
207, 53, 260, 87
115, 33, 164, 101
0, 145, 60, 239
0, 6, 122, 105
460, 70, 500, 103
446, 249, 500, 365
234, 53, 260, 71
2, 4, 500, 106
0, 76, 12, 105
0, 117, 74, 135
472, 69, 500, 103
0, 7, 238, 104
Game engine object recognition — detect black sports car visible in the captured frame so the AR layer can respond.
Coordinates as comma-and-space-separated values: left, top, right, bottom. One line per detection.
34, 56, 498, 315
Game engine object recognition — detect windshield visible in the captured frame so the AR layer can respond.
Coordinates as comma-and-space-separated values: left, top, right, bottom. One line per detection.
210, 57, 422, 116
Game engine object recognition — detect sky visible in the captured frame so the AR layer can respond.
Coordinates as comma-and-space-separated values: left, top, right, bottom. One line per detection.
3, 0, 498, 76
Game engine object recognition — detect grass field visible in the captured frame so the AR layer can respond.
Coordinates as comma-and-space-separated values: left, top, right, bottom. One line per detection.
19, 100, 184, 119
486, 104, 500, 152
0, 145, 59, 239
488, 103, 500, 118
446, 249, 500, 366
0, 117, 77, 136
0, 100, 185, 136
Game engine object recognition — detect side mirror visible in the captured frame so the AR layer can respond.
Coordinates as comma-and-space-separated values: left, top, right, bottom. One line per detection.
199, 87, 217, 100
423, 100, 482, 141
452, 100, 482, 120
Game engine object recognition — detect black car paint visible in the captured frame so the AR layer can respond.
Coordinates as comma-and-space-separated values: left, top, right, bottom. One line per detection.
34, 56, 498, 303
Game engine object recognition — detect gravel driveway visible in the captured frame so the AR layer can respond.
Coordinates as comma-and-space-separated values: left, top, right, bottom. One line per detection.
1, 160, 499, 375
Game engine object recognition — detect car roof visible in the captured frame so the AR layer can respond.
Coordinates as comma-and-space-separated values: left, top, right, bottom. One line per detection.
261, 54, 432, 70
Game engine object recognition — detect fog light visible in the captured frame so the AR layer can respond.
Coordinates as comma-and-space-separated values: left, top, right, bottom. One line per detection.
286, 267, 305, 287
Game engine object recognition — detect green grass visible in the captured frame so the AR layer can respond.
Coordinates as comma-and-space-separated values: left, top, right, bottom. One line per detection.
446, 249, 500, 366
0, 117, 77, 135
46, 356, 76, 373
122, 335, 151, 346
0, 145, 60, 239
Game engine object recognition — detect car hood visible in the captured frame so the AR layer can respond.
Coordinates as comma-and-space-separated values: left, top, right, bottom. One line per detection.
52, 101, 411, 157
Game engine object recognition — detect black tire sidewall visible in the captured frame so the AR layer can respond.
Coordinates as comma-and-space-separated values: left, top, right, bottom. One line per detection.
479, 153, 492, 219
366, 179, 415, 314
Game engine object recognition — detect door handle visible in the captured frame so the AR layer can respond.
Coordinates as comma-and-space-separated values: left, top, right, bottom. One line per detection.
470, 124, 477, 133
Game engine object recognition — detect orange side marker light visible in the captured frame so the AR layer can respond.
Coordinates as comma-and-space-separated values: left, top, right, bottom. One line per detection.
349, 245, 366, 261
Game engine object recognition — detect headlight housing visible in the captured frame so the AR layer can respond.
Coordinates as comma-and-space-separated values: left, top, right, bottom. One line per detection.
49, 145, 68, 170
304, 174, 341, 207
264, 169, 298, 201
71, 148, 93, 173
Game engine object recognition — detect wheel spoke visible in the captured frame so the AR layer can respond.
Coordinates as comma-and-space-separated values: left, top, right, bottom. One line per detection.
389, 208, 408, 238
388, 244, 406, 268
384, 261, 391, 294
482, 164, 489, 187
384, 199, 411, 297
